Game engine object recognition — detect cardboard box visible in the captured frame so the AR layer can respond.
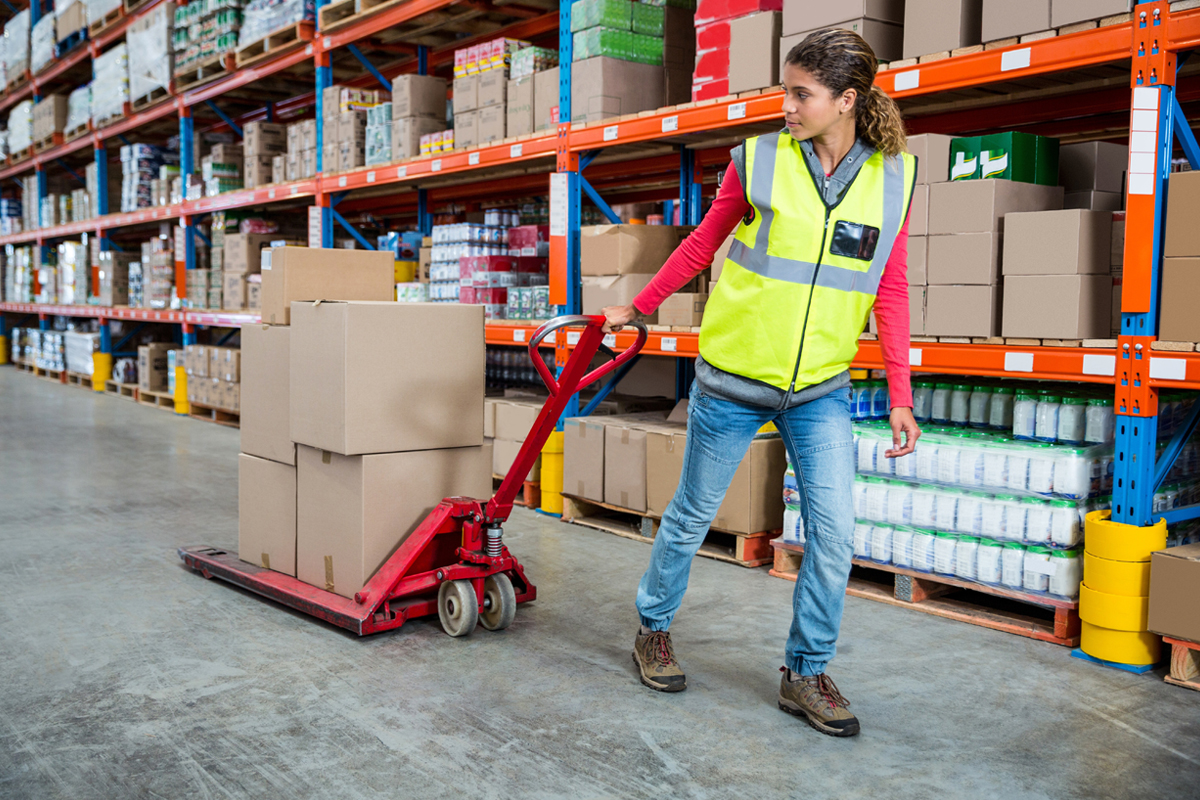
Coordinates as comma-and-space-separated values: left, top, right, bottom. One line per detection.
657, 292, 707, 327
1002, 209, 1111, 276
1159, 258, 1200, 342
571, 57, 664, 124
1110, 279, 1122, 337
493, 398, 544, 442
244, 154, 274, 188
582, 274, 658, 321
925, 284, 1002, 337
454, 110, 478, 149
562, 417, 607, 502
534, 67, 559, 131
981, 0, 1049, 41
1052, 0, 1132, 28
604, 422, 649, 512
32, 94, 69, 140
238, 454, 297, 575
1148, 542, 1200, 643
338, 140, 365, 171
208, 346, 225, 379
782, 0, 904, 34
492, 437, 539, 481
185, 344, 207, 378
1059, 141, 1127, 194
506, 77, 535, 137
296, 443, 492, 599
290, 301, 484, 455
580, 224, 681, 276
1064, 191, 1123, 212
908, 235, 926, 285
952, 132, 1059, 185
453, 75, 479, 113
645, 430, 786, 533
478, 105, 506, 144
906, 133, 954, 185
259, 246, 395, 325
928, 179, 1063, 235
55, 0, 86, 33
245, 121, 287, 154
1165, 171, 1200, 257
137, 343, 174, 392
223, 272, 247, 308
909, 184, 928, 236
1001, 275, 1112, 339
903, 0, 982, 59
223, 233, 276, 274
927, 233, 1002, 285
240, 324, 293, 465
780, 18, 903, 66
729, 12, 781, 94
478, 69, 507, 108
393, 116, 446, 160
664, 6, 697, 68
391, 74, 447, 119
483, 397, 497, 439
910, 285, 926, 335
337, 111, 367, 143
711, 233, 735, 283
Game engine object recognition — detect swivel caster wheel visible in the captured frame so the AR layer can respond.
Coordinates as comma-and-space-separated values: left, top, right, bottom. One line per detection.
480, 573, 516, 631
438, 580, 478, 637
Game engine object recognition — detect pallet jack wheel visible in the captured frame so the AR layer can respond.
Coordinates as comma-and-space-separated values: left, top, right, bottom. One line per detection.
480, 573, 516, 631
438, 580, 478, 637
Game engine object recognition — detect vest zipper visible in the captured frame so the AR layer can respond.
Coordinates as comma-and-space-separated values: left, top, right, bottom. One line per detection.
781, 207, 832, 410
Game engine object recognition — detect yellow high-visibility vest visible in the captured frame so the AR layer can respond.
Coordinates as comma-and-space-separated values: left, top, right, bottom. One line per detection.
700, 132, 916, 393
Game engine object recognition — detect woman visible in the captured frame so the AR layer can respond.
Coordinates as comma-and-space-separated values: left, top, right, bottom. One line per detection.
603, 29, 920, 738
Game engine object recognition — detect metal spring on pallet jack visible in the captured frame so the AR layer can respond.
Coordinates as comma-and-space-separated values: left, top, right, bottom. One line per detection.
486, 525, 503, 557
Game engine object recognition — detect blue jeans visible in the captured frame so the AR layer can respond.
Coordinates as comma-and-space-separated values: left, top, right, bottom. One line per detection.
636, 386, 856, 677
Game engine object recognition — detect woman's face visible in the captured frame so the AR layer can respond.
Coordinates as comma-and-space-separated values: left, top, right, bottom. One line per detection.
780, 64, 856, 142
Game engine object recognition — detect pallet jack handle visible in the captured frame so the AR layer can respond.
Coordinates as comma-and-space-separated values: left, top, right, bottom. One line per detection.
486, 315, 647, 521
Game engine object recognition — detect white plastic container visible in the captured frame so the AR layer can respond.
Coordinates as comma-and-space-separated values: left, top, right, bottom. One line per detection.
1013, 391, 1038, 439
1049, 500, 1081, 547
913, 381, 934, 422
934, 490, 959, 531
783, 507, 806, 544
1005, 448, 1030, 492
1023, 546, 1053, 593
915, 439, 939, 482
893, 525, 914, 568
1085, 398, 1115, 445
856, 431, 877, 472
983, 441, 1009, 488
933, 533, 957, 575
955, 536, 979, 581
937, 440, 961, 485
911, 528, 936, 572
874, 435, 896, 476
1054, 447, 1094, 500
956, 492, 984, 535
1002, 543, 1026, 588
1048, 548, 1082, 598
977, 539, 1004, 584
853, 478, 869, 518
886, 483, 912, 525
894, 450, 916, 479
865, 478, 889, 522
1035, 395, 1061, 442
950, 384, 972, 426
997, 495, 1026, 542
911, 487, 938, 528
931, 383, 952, 424
969, 387, 992, 428
1058, 397, 1087, 444
989, 387, 1016, 430
871, 523, 893, 564
957, 438, 986, 487
981, 495, 1007, 539
853, 520, 873, 560
1027, 445, 1056, 494
1024, 498, 1053, 544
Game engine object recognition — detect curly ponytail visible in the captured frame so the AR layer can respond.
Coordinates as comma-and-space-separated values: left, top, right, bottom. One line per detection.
784, 28, 908, 157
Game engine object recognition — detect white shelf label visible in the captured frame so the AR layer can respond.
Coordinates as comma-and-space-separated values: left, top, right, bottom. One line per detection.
1129, 173, 1156, 196
549, 173, 569, 237
1133, 86, 1160, 110
432, 159, 442, 172
397, 166, 407, 178
661, 116, 678, 133
1129, 152, 1155, 174
603, 334, 616, 348
1150, 357, 1187, 381
323, 37, 331, 48
727, 102, 746, 121
338, 176, 347, 187
567, 331, 581, 345
1004, 352, 1035, 373
1026, 559, 1057, 576
366, 171, 376, 183
545, 332, 556, 344
603, 125, 619, 141
1082, 354, 1116, 377
513, 329, 526, 342
510, 144, 523, 158
661, 337, 677, 352
1000, 47, 1032, 72
909, 348, 922, 367
268, 189, 276, 199
468, 152, 480, 165
1130, 130, 1156, 154
1131, 108, 1158, 133
306, 44, 314, 55
893, 70, 920, 91
290, 186, 299, 195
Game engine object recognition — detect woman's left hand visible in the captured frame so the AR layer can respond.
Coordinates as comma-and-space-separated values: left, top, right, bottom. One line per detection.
885, 407, 920, 458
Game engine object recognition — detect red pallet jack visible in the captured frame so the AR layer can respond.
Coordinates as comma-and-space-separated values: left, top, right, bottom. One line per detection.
179, 315, 647, 637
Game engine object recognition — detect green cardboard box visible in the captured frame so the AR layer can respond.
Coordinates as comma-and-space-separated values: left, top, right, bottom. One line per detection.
950, 136, 981, 181
979, 132, 1060, 186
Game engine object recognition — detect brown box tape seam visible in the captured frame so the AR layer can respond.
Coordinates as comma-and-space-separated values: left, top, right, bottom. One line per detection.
324, 555, 335, 592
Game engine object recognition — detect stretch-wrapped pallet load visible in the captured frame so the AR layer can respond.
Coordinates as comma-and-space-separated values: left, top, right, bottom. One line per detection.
121, 143, 177, 212
3, 9, 30, 88
66, 84, 90, 136
92, 43, 130, 123
7, 99, 33, 158
173, 0, 244, 72
86, 0, 124, 29
238, 0, 313, 50
128, 4, 173, 104
56, 0, 88, 41
30, 13, 53, 75
364, 102, 391, 166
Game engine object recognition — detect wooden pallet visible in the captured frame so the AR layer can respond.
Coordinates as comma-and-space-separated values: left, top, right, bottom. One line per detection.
317, 0, 404, 32
235, 20, 315, 68
173, 52, 236, 93
188, 401, 240, 428
123, 0, 154, 13
39, 366, 67, 384
34, 132, 65, 154
64, 122, 92, 143
562, 494, 776, 567
132, 85, 171, 113
317, 0, 357, 30
138, 388, 176, 411
492, 475, 541, 509
770, 539, 1081, 647
88, 5, 125, 37
8, 145, 33, 166
1164, 637, 1200, 692
66, 370, 94, 389
95, 101, 133, 131
104, 380, 138, 401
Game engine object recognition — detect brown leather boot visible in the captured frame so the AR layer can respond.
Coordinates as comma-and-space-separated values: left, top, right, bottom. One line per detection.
778, 668, 860, 737
632, 630, 687, 692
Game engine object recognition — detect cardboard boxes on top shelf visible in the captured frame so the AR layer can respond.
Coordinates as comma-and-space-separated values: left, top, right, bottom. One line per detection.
779, 0, 905, 66
1159, 170, 1200, 342
903, 0, 982, 59
391, 74, 447, 160
1051, 0, 1133, 28
693, 0, 782, 100
981, 0, 1050, 43
244, 121, 287, 188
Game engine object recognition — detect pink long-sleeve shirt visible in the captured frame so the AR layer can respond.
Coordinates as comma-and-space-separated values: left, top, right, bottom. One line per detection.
632, 161, 913, 409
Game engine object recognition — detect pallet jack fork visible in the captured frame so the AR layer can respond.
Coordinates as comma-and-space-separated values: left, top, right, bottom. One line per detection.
180, 315, 648, 637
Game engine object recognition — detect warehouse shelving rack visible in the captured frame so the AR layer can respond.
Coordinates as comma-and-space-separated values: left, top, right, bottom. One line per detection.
5, 2, 1200, 529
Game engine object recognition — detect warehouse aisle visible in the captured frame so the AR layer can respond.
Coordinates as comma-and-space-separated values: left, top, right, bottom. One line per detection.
1, 369, 1198, 800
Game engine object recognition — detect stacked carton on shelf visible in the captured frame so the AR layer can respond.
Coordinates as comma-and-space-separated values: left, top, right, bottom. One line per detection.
244, 121, 286, 188
903, 0, 982, 58
780, 0, 904, 70
693, 0, 781, 101
580, 224, 688, 321
1159, 170, 1200, 343
284, 118, 317, 180
391, 74, 446, 161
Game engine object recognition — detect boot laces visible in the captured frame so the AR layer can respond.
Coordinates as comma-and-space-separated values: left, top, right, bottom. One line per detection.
782, 668, 850, 709
647, 632, 677, 667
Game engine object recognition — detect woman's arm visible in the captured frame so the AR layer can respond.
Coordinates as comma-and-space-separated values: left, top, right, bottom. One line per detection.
603, 161, 748, 330
873, 212, 921, 458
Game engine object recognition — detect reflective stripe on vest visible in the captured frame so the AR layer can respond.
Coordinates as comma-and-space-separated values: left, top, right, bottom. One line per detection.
727, 131, 907, 295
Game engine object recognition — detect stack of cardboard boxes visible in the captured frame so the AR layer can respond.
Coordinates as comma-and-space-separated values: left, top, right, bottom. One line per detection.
453, 39, 523, 148
238, 247, 492, 600
221, 231, 276, 309
779, 0, 903, 72
507, 46, 558, 136
201, 142, 243, 197
244, 121, 287, 189
184, 344, 242, 412
903, 0, 981, 58
580, 224, 688, 320
694, 0, 780, 100
282, 119, 317, 180
31, 94, 67, 146
391, 74, 446, 161
321, 86, 382, 173
1159, 170, 1200, 343
137, 342, 177, 396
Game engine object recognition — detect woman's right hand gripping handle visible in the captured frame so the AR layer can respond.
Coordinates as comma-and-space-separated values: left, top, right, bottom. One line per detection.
601, 303, 639, 333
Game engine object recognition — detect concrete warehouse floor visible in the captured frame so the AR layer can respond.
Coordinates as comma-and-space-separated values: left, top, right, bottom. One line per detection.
2, 369, 1200, 800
